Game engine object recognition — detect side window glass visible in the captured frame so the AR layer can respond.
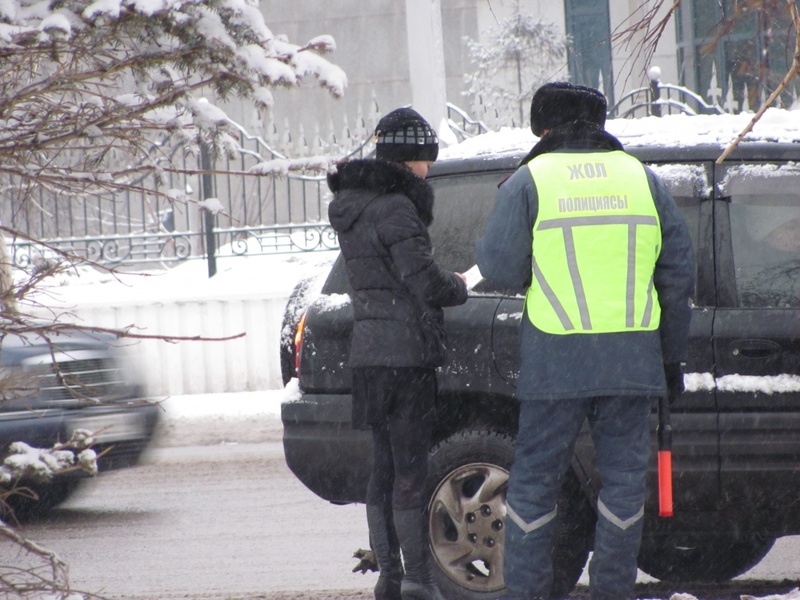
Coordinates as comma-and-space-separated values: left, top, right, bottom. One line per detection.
719, 164, 800, 308
428, 171, 509, 274
645, 163, 707, 298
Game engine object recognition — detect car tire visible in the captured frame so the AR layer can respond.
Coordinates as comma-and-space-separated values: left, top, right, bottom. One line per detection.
637, 531, 775, 582
2, 479, 83, 522
425, 429, 594, 600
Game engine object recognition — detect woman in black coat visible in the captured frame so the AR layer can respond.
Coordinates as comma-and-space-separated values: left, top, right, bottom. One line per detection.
328, 108, 468, 600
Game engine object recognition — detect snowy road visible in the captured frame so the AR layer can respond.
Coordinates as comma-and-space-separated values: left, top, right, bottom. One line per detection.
6, 404, 800, 600
11, 442, 373, 600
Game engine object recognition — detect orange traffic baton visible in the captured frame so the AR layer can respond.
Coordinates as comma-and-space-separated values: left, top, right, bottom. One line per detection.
657, 395, 673, 517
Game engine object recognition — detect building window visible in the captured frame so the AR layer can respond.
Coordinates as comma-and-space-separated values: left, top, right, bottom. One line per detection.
564, 0, 613, 104
676, 1, 794, 111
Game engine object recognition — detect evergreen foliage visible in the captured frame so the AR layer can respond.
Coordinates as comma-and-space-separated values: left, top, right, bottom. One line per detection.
463, 3, 567, 129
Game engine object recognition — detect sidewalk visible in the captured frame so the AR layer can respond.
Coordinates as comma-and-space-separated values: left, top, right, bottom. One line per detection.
152, 388, 289, 447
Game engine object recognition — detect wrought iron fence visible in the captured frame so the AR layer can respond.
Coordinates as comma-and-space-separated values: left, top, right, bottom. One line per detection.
446, 103, 490, 140
5, 124, 365, 272
608, 69, 726, 119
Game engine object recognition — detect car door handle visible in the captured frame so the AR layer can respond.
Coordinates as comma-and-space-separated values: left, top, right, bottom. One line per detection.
730, 340, 781, 359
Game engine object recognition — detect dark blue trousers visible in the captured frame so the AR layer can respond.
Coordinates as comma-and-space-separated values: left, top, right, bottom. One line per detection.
503, 396, 652, 600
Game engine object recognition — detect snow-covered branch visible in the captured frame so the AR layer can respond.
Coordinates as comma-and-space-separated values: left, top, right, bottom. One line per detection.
0, 0, 347, 201
249, 155, 335, 177
0, 431, 98, 488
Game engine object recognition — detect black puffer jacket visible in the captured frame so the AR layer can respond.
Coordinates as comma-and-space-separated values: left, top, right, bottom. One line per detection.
327, 159, 468, 368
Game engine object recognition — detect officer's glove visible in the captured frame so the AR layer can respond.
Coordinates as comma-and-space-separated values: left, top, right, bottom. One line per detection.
351, 548, 378, 574
664, 362, 685, 403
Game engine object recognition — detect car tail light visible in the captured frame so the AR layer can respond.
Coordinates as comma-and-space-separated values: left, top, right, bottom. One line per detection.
294, 311, 307, 373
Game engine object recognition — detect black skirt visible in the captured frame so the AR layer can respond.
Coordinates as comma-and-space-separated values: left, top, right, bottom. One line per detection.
351, 366, 437, 430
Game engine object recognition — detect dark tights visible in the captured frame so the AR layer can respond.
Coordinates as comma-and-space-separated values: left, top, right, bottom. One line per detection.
359, 367, 436, 511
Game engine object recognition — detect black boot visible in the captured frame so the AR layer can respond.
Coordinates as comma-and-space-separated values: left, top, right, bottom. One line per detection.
366, 504, 404, 600
393, 508, 447, 600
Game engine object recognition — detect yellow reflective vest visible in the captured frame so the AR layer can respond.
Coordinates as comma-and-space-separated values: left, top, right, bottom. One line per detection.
525, 151, 662, 334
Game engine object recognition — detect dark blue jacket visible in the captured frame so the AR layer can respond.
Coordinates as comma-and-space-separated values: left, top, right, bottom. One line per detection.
475, 122, 695, 401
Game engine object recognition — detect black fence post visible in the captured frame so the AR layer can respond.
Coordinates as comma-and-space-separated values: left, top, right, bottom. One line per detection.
200, 143, 217, 278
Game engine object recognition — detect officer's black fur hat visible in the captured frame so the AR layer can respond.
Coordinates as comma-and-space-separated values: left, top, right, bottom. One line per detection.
530, 82, 607, 137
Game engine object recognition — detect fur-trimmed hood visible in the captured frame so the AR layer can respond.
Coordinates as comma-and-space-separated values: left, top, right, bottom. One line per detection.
327, 158, 435, 231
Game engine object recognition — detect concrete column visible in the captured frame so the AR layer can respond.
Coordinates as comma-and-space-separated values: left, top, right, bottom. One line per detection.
404, 0, 457, 144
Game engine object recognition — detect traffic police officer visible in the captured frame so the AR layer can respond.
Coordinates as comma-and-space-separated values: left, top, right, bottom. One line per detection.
476, 82, 695, 600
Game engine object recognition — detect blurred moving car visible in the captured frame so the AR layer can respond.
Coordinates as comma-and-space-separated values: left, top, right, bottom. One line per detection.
280, 112, 800, 599
0, 326, 160, 520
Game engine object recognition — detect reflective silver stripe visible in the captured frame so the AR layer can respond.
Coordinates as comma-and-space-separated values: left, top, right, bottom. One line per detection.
506, 502, 558, 535
597, 499, 644, 531
626, 224, 637, 328
562, 226, 591, 329
640, 274, 656, 327
532, 259, 574, 331
537, 215, 659, 229
536, 214, 659, 331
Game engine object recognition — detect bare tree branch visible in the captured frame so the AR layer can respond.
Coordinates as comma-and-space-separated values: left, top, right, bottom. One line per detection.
609, 1, 681, 90
0, 520, 71, 593
0, 514, 110, 598
608, 0, 799, 162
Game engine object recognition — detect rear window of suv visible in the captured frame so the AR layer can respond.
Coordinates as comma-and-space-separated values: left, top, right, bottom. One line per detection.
646, 162, 706, 290
428, 171, 508, 274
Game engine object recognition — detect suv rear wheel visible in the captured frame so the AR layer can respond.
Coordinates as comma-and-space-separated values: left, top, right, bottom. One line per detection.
426, 429, 594, 600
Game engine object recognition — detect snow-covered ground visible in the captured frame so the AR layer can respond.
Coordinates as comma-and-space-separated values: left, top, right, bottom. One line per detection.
154, 388, 288, 447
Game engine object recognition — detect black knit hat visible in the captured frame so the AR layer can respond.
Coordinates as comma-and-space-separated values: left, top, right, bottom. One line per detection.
374, 107, 439, 163
530, 82, 607, 136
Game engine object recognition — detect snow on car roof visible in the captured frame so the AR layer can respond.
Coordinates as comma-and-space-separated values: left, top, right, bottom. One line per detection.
439, 108, 800, 161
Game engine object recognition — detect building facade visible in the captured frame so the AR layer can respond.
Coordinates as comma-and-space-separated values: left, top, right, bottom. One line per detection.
223, 0, 795, 158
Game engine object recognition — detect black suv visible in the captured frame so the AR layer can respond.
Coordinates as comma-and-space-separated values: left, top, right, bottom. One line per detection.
281, 120, 800, 599
1, 327, 160, 520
